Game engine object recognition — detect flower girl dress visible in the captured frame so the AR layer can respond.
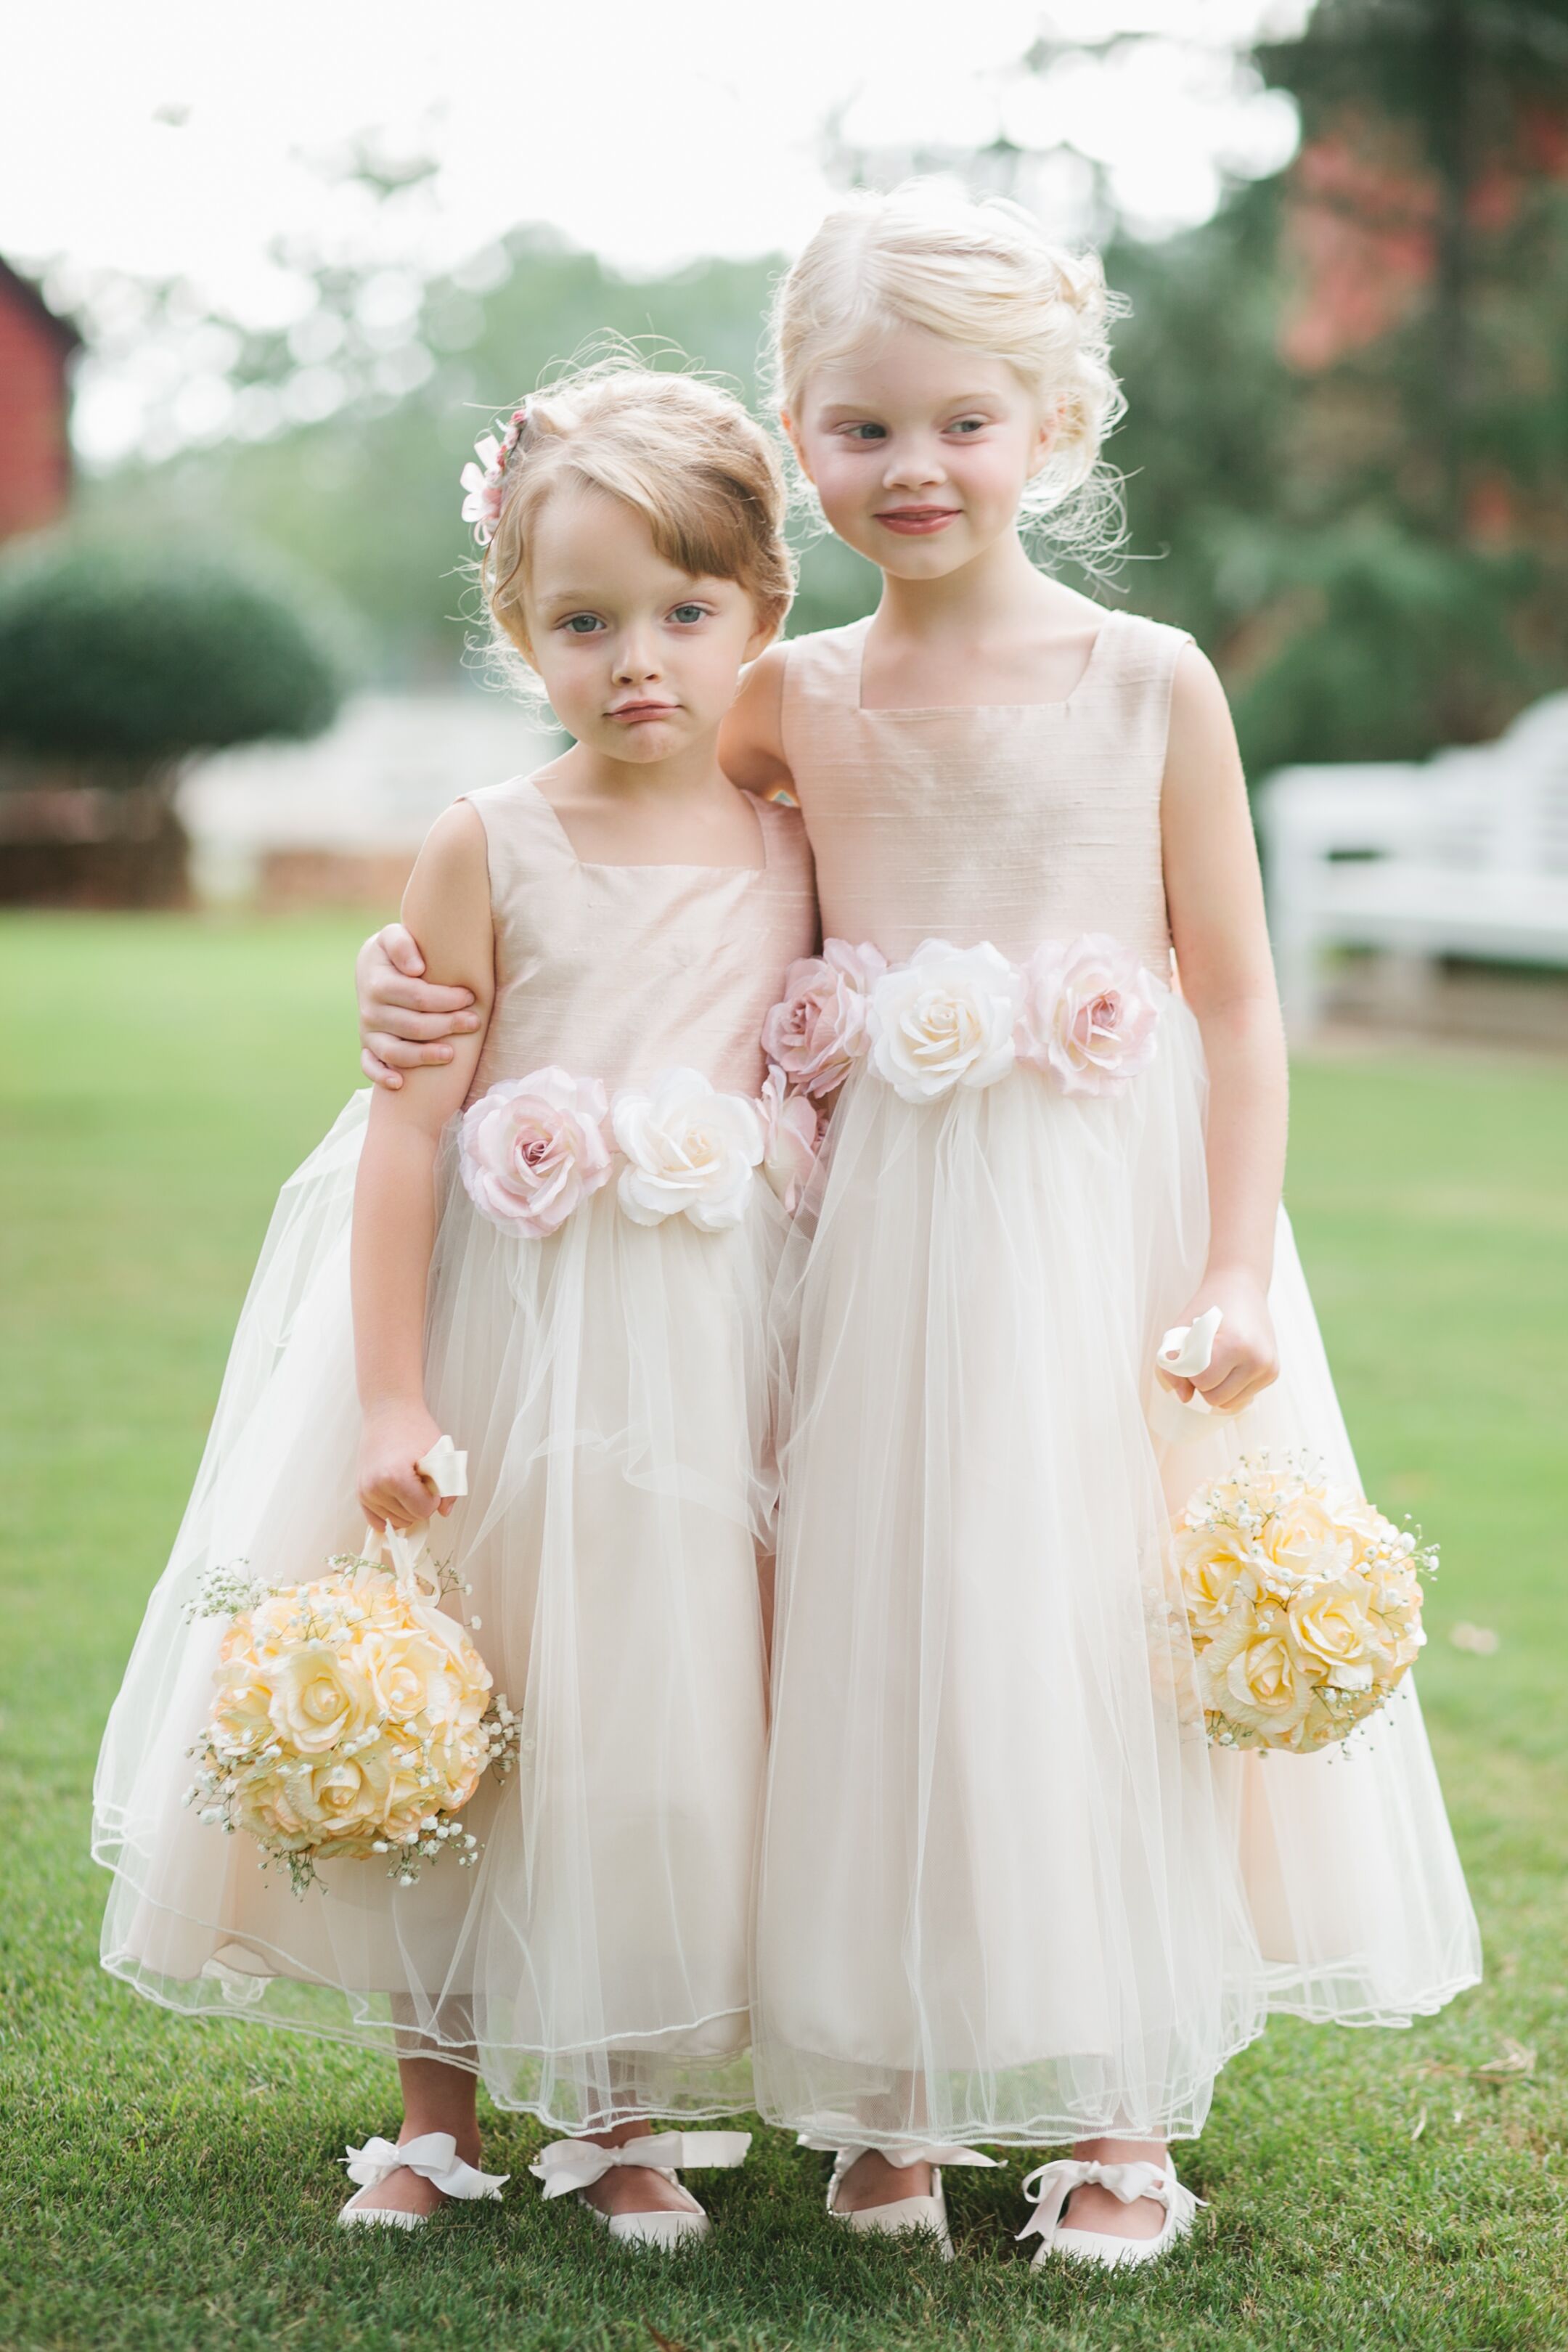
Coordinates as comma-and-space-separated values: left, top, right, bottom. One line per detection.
94, 777, 817, 2128
752, 613, 1481, 2151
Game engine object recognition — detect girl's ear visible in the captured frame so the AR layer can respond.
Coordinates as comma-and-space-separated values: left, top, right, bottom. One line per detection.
1026, 399, 1065, 482
780, 406, 814, 486
741, 611, 780, 666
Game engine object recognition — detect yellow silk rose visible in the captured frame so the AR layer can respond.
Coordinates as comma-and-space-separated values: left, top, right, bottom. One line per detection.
1171, 1521, 1254, 1639
1197, 1598, 1315, 1741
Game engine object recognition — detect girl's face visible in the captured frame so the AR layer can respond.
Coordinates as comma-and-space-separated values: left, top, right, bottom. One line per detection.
523, 483, 770, 761
786, 322, 1056, 581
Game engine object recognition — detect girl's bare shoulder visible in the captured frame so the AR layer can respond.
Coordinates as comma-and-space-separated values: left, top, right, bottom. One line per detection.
719, 644, 793, 796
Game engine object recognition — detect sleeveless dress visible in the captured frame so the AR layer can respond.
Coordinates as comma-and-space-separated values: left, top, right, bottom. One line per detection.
751, 613, 1481, 2150
94, 778, 818, 2131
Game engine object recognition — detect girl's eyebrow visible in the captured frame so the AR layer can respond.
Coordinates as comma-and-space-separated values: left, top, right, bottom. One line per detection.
818, 395, 1005, 421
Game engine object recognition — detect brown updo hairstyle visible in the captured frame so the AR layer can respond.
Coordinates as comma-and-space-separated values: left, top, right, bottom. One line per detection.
476, 356, 795, 693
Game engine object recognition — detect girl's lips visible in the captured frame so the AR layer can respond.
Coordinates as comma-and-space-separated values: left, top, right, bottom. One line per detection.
608, 702, 679, 722
875, 507, 961, 536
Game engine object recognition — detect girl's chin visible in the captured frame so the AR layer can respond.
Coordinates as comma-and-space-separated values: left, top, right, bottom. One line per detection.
863, 534, 978, 579
586, 720, 688, 759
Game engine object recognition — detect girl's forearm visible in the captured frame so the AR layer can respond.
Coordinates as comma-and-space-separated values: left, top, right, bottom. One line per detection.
1196, 990, 1288, 1289
351, 1114, 441, 1413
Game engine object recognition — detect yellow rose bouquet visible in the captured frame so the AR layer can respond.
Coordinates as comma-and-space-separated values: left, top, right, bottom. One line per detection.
183, 1509, 518, 1895
1171, 1453, 1436, 1753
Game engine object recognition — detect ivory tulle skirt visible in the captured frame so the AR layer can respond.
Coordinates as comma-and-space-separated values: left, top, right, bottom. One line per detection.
752, 997, 1481, 2149
94, 1093, 783, 2129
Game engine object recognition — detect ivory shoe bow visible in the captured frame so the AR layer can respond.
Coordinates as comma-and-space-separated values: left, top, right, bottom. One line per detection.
529, 2131, 751, 2247
796, 2136, 1000, 2171
1017, 2156, 1203, 2270
338, 2132, 508, 2229
799, 2138, 1000, 2260
530, 2131, 751, 2197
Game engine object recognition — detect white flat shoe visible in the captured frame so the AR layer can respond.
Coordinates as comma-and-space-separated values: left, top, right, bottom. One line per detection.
1018, 2157, 1202, 2271
337, 2131, 508, 2229
801, 2139, 1002, 2261
529, 2129, 751, 2249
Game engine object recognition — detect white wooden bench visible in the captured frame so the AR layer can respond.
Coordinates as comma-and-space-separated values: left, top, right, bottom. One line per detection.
1256, 693, 1568, 1036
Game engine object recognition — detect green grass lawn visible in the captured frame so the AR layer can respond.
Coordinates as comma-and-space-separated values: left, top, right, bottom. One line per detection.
3, 911, 1566, 2352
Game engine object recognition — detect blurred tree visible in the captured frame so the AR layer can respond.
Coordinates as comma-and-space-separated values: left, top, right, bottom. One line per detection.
1226, 0, 1568, 759
68, 3, 1568, 773
0, 534, 348, 903
77, 236, 879, 677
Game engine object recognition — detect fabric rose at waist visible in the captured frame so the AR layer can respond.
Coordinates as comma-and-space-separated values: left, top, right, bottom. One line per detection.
458, 1063, 822, 1241
761, 934, 1167, 1107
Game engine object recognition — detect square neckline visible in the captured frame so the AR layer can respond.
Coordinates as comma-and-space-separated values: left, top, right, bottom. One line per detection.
852, 607, 1124, 718
522, 776, 771, 874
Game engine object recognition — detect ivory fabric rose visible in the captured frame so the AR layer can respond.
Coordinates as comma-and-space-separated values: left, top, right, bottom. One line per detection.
1256, 1490, 1352, 1593
1196, 1598, 1315, 1741
1016, 933, 1163, 1097
757, 1065, 822, 1215
867, 939, 1021, 1103
612, 1069, 764, 1231
269, 1640, 378, 1757
761, 941, 887, 1099
208, 1662, 277, 1758
460, 1068, 612, 1238
1287, 1577, 1378, 1692
1170, 1521, 1255, 1640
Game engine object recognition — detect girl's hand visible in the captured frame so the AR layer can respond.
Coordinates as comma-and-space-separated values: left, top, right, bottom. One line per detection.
1156, 1267, 1279, 1415
356, 923, 481, 1090
357, 1400, 455, 1532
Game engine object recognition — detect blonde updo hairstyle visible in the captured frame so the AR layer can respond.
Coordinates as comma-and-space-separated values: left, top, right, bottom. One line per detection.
769, 179, 1128, 571
477, 356, 794, 694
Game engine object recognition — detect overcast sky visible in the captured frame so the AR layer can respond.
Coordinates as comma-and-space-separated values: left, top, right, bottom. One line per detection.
4, 0, 1310, 462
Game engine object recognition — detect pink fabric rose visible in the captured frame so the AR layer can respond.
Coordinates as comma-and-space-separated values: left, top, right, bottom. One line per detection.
760, 939, 887, 1100
757, 1064, 822, 1215
1016, 934, 1164, 1096
458, 1068, 612, 1236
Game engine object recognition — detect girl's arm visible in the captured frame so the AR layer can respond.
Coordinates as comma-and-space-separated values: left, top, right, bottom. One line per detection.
354, 657, 796, 1090
352, 801, 494, 1528
717, 644, 793, 796
1160, 645, 1288, 1413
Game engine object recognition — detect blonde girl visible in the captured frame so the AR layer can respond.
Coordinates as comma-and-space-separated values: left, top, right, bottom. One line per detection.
94, 364, 817, 2245
357, 187, 1480, 2269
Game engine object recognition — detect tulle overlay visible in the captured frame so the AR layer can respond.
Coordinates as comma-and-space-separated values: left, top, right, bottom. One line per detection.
95, 1090, 785, 2128
753, 994, 1481, 2148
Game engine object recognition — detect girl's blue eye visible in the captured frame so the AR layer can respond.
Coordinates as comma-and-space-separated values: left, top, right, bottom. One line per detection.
670, 604, 707, 624
844, 422, 887, 441
950, 417, 987, 435
563, 614, 603, 634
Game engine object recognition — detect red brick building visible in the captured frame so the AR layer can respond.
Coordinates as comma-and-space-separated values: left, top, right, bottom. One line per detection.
0, 257, 80, 539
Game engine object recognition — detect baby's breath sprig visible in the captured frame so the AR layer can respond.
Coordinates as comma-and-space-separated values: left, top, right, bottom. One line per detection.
183, 1560, 269, 1622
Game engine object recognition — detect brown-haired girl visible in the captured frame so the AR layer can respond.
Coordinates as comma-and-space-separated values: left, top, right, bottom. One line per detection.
93, 362, 817, 2243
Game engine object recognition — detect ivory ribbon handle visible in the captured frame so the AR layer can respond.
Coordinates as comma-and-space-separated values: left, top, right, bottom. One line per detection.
417, 1434, 468, 1498
1148, 1307, 1224, 1443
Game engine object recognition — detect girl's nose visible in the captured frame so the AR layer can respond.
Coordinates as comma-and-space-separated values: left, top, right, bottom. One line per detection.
883, 438, 948, 492
613, 630, 661, 682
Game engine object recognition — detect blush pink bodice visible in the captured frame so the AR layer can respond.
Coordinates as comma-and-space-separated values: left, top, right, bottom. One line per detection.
778, 610, 1189, 973
460, 777, 818, 1102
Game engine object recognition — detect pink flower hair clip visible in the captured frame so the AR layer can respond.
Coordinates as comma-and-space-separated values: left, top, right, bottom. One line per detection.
460, 403, 529, 547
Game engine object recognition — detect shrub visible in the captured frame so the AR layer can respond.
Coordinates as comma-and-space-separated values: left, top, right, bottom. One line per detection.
0, 533, 348, 764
